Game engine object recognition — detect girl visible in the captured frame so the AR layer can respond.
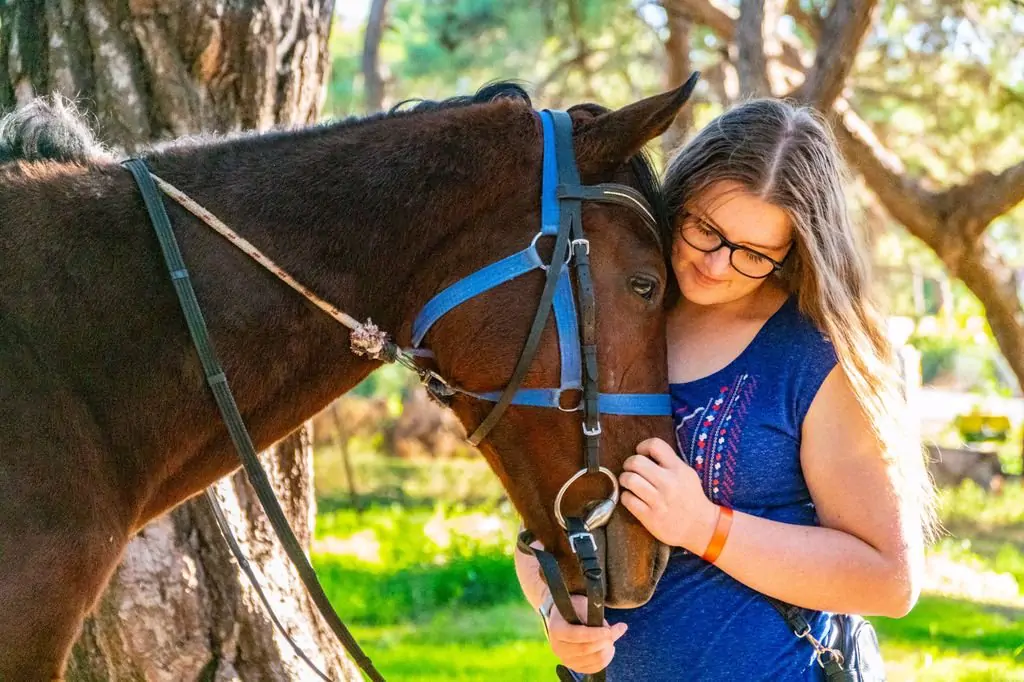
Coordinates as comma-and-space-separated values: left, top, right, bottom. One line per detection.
515, 98, 935, 680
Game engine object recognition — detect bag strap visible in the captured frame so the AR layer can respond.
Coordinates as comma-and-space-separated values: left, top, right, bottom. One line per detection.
763, 594, 846, 675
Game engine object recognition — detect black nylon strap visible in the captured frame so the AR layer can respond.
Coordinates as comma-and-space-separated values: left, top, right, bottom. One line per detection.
123, 159, 385, 682
765, 594, 812, 634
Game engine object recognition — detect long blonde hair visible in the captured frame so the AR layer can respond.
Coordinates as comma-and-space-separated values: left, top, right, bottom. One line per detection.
664, 99, 937, 541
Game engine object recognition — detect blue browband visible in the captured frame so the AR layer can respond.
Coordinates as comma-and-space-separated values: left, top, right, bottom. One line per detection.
411, 110, 671, 419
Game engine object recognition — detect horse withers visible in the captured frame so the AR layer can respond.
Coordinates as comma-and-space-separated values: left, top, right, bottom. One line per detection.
0, 80, 695, 680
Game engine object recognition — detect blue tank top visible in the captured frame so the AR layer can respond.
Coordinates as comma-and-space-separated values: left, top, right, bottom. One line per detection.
603, 295, 839, 681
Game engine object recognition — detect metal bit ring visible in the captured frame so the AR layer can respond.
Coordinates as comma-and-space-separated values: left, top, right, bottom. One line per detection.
554, 466, 620, 531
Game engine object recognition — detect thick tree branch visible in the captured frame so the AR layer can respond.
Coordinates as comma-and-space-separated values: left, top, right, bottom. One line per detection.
944, 160, 1024, 244
831, 100, 941, 244
791, 0, 877, 110
737, 0, 771, 96
661, 0, 735, 41
954, 246, 1024, 391
834, 103, 1024, 391
785, 0, 823, 42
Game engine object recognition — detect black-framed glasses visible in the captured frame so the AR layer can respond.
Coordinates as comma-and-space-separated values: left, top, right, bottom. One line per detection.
677, 211, 791, 279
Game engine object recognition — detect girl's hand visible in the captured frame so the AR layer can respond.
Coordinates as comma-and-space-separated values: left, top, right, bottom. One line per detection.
619, 437, 719, 553
546, 593, 627, 674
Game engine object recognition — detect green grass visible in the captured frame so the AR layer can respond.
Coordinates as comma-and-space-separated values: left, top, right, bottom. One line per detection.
874, 595, 1024, 659
312, 470, 1024, 681
312, 504, 523, 625
350, 603, 557, 682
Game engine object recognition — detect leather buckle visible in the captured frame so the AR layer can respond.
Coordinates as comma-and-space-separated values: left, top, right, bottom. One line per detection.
568, 531, 597, 556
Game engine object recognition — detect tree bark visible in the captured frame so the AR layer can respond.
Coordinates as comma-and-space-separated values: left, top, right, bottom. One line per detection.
0, 1, 359, 679
362, 0, 390, 112
67, 430, 361, 681
1, 0, 333, 149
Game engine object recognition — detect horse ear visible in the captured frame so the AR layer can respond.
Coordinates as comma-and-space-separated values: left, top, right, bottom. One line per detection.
571, 72, 700, 176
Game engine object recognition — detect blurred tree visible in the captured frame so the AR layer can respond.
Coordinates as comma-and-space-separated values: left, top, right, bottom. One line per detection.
339, 0, 1024, 467
660, 0, 1024, 468
0, 0, 361, 678
363, 0, 391, 111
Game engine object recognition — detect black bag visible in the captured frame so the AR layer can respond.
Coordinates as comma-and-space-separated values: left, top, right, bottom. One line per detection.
765, 597, 887, 681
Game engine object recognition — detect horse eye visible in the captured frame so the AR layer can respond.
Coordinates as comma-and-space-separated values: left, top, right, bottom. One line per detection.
629, 275, 657, 301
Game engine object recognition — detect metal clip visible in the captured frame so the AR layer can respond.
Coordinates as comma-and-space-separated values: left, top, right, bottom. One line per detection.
582, 421, 602, 437
570, 238, 590, 255
796, 627, 845, 670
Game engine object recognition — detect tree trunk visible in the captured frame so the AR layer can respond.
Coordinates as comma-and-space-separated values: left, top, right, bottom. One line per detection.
67, 430, 361, 681
0, 1, 360, 679
661, 5, 693, 158
362, 0, 390, 112
1, 0, 334, 148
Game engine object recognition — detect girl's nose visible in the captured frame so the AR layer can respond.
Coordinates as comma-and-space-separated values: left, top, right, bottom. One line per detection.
704, 247, 732, 277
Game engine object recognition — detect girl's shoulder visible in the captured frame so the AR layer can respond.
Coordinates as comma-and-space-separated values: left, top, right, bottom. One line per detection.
767, 295, 836, 363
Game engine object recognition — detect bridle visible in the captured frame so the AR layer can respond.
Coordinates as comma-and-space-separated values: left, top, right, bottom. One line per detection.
122, 108, 670, 682
409, 110, 671, 681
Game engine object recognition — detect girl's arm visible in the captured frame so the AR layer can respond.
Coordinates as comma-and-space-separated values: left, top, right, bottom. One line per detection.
513, 539, 549, 610
620, 366, 925, 618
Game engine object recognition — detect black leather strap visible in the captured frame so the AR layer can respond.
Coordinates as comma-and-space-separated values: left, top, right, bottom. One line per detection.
467, 188, 573, 444
205, 490, 333, 681
124, 158, 385, 682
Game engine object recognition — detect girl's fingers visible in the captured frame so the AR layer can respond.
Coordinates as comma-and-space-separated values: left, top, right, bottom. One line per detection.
619, 471, 661, 508
563, 647, 617, 674
620, 490, 651, 518
550, 621, 616, 645
636, 438, 683, 469
622, 453, 669, 487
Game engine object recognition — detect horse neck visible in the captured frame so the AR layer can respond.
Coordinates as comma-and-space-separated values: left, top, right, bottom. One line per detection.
133, 104, 539, 519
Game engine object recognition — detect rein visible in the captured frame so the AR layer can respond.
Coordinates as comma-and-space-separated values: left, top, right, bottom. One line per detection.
123, 109, 671, 682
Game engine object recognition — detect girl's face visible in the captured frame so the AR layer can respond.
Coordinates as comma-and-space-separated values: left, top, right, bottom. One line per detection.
671, 180, 794, 307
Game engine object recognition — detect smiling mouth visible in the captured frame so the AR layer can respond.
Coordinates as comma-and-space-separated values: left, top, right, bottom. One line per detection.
692, 266, 725, 285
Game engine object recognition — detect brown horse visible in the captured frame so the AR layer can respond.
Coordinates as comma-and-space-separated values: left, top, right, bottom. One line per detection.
0, 82, 692, 680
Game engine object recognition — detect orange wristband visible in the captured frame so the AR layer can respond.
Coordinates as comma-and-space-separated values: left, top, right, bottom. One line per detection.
701, 505, 733, 564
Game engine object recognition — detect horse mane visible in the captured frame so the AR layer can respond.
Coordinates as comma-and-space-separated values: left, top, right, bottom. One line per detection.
0, 82, 668, 251
0, 95, 109, 164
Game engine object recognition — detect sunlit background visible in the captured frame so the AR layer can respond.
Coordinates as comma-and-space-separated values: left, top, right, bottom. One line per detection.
314, 2, 1024, 681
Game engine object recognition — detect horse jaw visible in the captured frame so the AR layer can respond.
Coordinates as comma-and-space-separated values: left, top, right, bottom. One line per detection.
603, 508, 670, 608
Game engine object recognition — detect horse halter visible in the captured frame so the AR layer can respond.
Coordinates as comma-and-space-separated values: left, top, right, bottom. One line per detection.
123, 108, 670, 682
410, 110, 671, 682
